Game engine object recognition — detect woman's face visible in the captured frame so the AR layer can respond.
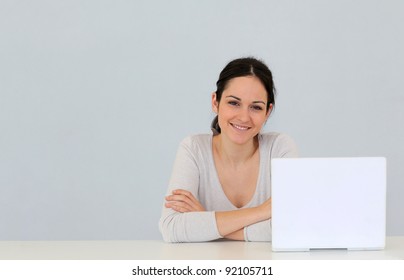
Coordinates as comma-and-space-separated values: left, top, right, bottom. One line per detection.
212, 76, 272, 146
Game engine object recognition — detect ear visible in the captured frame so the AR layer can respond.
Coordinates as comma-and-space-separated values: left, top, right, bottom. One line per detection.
212, 92, 219, 114
265, 103, 273, 121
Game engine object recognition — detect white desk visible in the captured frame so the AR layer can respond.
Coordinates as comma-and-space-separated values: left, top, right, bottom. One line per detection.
1, 236, 403, 260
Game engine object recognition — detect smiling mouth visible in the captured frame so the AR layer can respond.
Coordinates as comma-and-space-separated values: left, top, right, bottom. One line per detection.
231, 123, 251, 131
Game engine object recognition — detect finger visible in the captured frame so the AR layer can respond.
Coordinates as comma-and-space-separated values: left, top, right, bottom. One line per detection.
172, 189, 201, 206
165, 194, 194, 207
172, 189, 194, 198
174, 194, 202, 211
174, 189, 206, 211
168, 191, 197, 205
165, 193, 203, 212
165, 201, 192, 213
166, 198, 198, 211
169, 189, 206, 211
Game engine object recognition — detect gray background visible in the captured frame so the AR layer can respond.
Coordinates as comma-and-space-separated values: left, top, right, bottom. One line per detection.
1, 0, 403, 240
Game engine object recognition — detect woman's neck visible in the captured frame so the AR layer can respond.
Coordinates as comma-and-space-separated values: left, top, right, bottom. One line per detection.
213, 134, 259, 168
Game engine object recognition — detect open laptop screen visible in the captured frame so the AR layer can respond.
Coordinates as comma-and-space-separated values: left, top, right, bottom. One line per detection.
271, 157, 386, 251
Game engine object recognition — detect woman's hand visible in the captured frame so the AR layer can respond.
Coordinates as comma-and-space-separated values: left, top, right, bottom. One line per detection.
257, 197, 272, 221
165, 189, 206, 213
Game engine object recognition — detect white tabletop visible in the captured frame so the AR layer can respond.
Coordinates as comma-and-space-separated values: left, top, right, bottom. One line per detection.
1, 236, 403, 260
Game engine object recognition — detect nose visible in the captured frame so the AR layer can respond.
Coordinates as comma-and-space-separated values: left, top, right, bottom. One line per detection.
237, 106, 250, 123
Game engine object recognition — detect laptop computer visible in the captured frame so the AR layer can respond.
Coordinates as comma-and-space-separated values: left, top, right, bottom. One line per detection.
271, 157, 386, 252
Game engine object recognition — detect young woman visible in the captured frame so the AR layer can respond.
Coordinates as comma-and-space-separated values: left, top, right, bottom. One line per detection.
159, 57, 298, 242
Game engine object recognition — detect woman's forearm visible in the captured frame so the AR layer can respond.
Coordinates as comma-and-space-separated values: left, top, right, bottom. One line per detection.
164, 189, 272, 242
215, 205, 269, 237
224, 229, 244, 240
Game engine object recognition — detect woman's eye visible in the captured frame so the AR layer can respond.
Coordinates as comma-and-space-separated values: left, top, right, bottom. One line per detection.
228, 101, 239, 106
251, 105, 263, 111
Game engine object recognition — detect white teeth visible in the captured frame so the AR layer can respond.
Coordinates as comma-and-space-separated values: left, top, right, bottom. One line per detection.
232, 123, 249, 130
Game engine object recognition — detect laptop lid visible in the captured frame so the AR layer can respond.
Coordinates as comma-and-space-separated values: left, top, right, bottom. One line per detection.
271, 157, 386, 252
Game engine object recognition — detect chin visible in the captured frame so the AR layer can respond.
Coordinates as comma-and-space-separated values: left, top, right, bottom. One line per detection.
220, 123, 260, 145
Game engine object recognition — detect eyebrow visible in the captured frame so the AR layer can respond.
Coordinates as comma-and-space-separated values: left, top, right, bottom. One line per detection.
225, 95, 266, 105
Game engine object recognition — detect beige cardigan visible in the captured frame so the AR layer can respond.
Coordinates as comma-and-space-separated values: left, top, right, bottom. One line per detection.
159, 132, 298, 242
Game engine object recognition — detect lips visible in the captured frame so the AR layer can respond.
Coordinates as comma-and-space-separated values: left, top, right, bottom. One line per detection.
231, 123, 251, 131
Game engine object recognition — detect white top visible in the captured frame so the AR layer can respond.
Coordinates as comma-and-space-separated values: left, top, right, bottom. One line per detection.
159, 132, 298, 243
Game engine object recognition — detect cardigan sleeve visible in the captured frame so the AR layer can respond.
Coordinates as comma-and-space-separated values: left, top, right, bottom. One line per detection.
244, 220, 272, 241
159, 137, 222, 242
270, 133, 299, 159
